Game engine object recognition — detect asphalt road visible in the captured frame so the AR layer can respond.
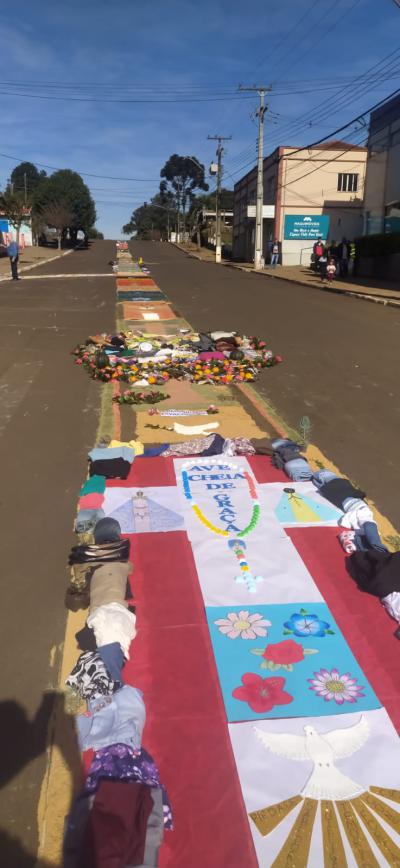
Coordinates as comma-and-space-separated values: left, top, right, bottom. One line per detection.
1, 238, 398, 864
130, 240, 400, 527
0, 240, 115, 866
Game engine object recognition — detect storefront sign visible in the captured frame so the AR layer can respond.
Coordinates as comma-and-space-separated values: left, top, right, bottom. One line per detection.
284, 214, 330, 240
247, 205, 275, 218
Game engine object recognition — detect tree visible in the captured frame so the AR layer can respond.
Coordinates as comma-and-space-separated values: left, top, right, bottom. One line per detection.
33, 170, 96, 240
10, 162, 47, 202
123, 192, 175, 239
188, 187, 234, 220
40, 201, 75, 249
0, 189, 28, 244
122, 202, 167, 240
89, 228, 104, 240
160, 154, 208, 233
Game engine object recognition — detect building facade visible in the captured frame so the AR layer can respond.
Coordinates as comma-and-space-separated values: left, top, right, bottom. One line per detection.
233, 141, 367, 265
363, 93, 400, 235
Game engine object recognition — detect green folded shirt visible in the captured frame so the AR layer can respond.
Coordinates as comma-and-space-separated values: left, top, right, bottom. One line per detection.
79, 474, 107, 495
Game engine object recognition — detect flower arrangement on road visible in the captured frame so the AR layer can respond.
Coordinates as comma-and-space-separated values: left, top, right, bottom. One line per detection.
113, 390, 169, 405
72, 333, 282, 387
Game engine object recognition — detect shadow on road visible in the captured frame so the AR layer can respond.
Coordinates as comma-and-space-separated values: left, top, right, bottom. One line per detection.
0, 690, 83, 867
0, 828, 55, 868
0, 690, 81, 790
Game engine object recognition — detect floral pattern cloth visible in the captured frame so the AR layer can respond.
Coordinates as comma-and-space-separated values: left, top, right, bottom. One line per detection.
66, 651, 120, 700
84, 742, 173, 829
308, 668, 365, 705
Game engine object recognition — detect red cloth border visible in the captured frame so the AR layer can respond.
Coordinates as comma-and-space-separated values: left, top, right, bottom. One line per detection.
92, 454, 400, 867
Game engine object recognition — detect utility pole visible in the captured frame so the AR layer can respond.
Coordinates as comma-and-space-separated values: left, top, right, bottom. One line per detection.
208, 134, 231, 263
238, 86, 271, 269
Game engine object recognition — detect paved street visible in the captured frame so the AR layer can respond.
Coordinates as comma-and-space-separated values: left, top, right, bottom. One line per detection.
0, 240, 115, 866
131, 240, 400, 526
1, 239, 399, 865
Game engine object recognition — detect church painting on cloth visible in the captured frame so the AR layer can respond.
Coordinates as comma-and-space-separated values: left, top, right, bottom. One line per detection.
261, 481, 343, 527
102, 486, 184, 533
206, 603, 380, 721
228, 708, 400, 867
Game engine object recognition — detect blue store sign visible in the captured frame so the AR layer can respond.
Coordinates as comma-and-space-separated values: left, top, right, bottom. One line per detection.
284, 214, 330, 240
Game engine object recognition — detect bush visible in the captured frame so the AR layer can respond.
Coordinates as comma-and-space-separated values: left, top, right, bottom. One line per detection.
355, 233, 400, 258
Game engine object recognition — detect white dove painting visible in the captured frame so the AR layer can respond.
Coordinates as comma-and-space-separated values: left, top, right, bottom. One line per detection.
229, 708, 400, 867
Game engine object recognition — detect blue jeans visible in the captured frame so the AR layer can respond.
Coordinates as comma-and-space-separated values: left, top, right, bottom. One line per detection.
312, 470, 338, 488
270, 253, 279, 267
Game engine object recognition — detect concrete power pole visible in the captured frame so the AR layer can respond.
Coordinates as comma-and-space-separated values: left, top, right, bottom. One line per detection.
238, 86, 271, 270
208, 134, 231, 263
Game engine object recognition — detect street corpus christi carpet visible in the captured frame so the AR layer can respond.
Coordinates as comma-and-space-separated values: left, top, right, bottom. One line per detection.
64, 247, 400, 868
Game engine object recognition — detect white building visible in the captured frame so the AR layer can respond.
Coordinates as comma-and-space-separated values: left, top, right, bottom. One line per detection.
233, 141, 367, 265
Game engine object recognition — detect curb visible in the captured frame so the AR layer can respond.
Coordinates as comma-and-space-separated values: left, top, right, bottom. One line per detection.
173, 244, 400, 309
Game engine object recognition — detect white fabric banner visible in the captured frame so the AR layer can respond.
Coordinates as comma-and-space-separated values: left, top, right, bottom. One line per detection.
229, 707, 400, 867
173, 457, 323, 605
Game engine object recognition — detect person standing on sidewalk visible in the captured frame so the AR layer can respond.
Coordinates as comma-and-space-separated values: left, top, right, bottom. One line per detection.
270, 239, 279, 268
6, 239, 19, 280
319, 249, 328, 282
337, 237, 349, 277
326, 257, 337, 283
313, 237, 324, 272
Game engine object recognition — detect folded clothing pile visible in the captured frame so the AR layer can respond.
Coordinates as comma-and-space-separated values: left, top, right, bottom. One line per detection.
89, 445, 136, 481
64, 685, 171, 866
312, 470, 387, 556
142, 434, 256, 459
67, 519, 131, 611
69, 538, 131, 565
271, 438, 313, 481
64, 495, 172, 864
347, 549, 400, 623
75, 475, 107, 533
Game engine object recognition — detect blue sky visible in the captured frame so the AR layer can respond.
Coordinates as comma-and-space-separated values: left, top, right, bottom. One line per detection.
0, 0, 399, 238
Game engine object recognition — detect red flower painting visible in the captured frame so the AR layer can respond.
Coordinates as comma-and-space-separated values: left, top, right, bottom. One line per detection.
263, 640, 304, 665
232, 673, 293, 714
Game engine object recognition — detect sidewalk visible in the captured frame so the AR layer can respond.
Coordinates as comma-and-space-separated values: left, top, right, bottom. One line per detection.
175, 243, 400, 308
0, 245, 73, 279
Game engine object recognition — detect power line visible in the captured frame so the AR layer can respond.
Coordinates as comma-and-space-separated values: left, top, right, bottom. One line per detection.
226, 82, 400, 185
0, 88, 256, 104
0, 152, 160, 182
225, 46, 400, 176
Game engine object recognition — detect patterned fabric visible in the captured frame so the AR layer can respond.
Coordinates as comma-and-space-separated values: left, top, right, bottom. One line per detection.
162, 434, 214, 457
84, 743, 173, 829
66, 651, 120, 699
223, 437, 256, 456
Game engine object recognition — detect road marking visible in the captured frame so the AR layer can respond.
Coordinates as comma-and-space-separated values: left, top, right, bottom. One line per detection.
9, 273, 114, 280
0, 248, 74, 282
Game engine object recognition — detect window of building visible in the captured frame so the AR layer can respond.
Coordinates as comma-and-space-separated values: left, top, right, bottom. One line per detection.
337, 172, 359, 193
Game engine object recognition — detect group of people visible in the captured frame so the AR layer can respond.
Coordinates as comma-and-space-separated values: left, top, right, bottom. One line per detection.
312, 237, 355, 283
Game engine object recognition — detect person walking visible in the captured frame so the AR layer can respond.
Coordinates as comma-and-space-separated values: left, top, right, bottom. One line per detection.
312, 237, 324, 272
6, 239, 19, 280
337, 237, 350, 277
270, 239, 279, 268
